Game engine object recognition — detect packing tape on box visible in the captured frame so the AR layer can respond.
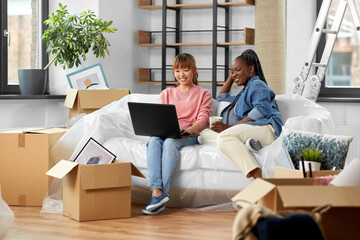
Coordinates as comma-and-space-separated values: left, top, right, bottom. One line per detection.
18, 195, 26, 205
18, 134, 25, 148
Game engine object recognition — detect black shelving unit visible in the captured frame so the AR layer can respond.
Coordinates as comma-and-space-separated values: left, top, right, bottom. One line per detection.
212, 0, 230, 97
137, 0, 255, 98
161, 0, 181, 90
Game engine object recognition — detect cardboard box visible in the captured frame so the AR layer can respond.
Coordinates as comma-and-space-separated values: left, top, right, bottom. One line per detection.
0, 128, 68, 206
64, 89, 130, 118
46, 159, 145, 221
274, 166, 341, 178
232, 178, 360, 240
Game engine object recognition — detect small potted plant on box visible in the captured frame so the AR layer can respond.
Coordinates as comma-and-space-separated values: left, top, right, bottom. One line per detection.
297, 146, 327, 171
18, 3, 117, 95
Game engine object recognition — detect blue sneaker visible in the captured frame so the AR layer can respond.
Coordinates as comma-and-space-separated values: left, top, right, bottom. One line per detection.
142, 204, 165, 215
145, 194, 169, 211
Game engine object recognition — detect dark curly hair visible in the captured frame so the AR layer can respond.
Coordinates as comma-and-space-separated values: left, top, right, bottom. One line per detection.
236, 49, 267, 85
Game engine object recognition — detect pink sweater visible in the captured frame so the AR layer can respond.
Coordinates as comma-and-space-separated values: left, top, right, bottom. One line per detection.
158, 85, 212, 132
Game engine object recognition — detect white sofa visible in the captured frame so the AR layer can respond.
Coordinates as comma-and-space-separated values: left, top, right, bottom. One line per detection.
46, 93, 334, 210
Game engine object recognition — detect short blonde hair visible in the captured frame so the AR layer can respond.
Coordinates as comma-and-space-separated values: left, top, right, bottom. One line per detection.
172, 53, 199, 85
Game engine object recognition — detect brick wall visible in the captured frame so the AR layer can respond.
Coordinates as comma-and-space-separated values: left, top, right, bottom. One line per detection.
7, 0, 39, 84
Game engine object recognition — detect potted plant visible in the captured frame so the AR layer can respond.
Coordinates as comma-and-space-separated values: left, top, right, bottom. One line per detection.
297, 146, 327, 171
18, 3, 117, 95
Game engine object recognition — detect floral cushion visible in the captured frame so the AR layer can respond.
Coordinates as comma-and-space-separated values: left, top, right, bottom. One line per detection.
282, 128, 353, 170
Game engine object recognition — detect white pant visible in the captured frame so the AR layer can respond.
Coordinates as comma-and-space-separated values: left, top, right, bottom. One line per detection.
198, 124, 276, 177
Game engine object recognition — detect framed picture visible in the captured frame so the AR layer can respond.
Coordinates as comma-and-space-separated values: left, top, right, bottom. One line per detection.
73, 137, 116, 165
66, 63, 109, 89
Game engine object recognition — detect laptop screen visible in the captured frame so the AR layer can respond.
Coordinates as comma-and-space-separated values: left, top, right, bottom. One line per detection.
128, 102, 182, 139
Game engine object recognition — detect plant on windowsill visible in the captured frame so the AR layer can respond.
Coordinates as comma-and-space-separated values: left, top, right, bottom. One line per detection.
18, 3, 117, 95
297, 146, 327, 171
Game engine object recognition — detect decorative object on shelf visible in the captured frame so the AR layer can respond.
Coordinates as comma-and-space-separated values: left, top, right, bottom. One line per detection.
66, 63, 109, 90
18, 3, 117, 95
297, 147, 327, 172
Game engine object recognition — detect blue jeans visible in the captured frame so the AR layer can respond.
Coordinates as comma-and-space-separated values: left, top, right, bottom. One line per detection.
146, 136, 198, 196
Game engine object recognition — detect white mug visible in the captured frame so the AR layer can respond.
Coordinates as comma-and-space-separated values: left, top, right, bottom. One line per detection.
209, 116, 223, 127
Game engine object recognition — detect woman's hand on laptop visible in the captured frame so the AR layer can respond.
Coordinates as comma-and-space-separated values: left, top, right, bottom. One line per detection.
181, 123, 200, 135
180, 128, 193, 136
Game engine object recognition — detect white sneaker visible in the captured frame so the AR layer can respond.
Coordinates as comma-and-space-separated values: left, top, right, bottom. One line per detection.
245, 139, 262, 153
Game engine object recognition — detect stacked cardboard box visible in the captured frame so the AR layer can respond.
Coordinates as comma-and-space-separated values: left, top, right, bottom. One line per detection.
0, 128, 68, 206
64, 89, 130, 118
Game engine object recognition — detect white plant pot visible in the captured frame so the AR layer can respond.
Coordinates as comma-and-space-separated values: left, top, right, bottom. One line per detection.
299, 161, 321, 172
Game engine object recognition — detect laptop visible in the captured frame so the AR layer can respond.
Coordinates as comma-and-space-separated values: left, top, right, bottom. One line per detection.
128, 102, 198, 139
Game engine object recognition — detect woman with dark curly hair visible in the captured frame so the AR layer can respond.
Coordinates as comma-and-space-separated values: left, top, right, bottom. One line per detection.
199, 49, 283, 179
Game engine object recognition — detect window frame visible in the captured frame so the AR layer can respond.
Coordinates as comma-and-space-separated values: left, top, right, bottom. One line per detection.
0, 0, 49, 95
317, 0, 360, 100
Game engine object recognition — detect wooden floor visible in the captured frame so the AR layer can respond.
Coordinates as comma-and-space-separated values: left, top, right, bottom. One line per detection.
5, 204, 237, 239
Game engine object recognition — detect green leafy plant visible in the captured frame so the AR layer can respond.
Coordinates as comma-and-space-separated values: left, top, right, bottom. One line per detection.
297, 147, 327, 163
42, 3, 117, 70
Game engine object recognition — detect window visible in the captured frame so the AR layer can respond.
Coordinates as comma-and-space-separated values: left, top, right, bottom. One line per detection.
0, 0, 48, 94
327, 52, 352, 86
318, 0, 360, 99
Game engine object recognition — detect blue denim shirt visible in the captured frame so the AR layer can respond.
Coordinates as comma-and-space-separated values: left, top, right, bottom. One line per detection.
216, 76, 283, 137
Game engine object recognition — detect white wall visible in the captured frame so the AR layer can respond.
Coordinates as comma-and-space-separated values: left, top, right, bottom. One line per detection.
286, 0, 317, 93
0, 99, 67, 131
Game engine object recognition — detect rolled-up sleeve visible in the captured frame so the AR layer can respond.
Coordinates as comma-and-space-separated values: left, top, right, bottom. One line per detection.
216, 92, 239, 103
248, 108, 263, 120
249, 82, 274, 119
216, 92, 230, 101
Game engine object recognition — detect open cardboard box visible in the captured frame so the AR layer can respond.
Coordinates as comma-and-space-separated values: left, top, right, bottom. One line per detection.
232, 177, 360, 240
0, 128, 67, 206
274, 166, 341, 178
64, 89, 130, 118
46, 159, 145, 221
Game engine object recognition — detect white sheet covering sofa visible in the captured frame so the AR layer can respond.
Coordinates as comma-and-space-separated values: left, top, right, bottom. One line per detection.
44, 93, 334, 212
